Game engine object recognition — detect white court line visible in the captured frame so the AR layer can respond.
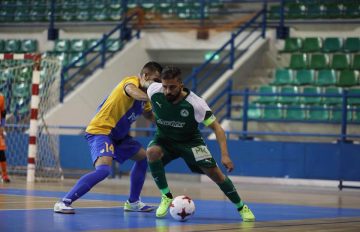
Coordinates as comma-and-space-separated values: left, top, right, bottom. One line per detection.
0, 206, 123, 211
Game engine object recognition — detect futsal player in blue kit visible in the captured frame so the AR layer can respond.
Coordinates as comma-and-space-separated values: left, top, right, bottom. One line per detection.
54, 62, 163, 214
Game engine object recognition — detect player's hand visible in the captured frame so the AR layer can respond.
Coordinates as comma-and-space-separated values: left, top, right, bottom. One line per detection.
221, 155, 234, 172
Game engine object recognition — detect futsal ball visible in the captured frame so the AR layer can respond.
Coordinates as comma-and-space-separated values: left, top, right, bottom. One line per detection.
169, 195, 195, 222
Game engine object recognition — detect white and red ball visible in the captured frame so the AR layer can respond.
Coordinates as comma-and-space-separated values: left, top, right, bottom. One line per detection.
169, 195, 195, 222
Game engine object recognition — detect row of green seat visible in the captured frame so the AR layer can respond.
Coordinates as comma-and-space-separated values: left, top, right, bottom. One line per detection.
247, 104, 360, 122
282, 37, 360, 53
0, 39, 38, 53
288, 53, 360, 70
255, 85, 360, 105
268, 2, 360, 19
52, 39, 123, 53
272, 69, 359, 87
0, 0, 223, 22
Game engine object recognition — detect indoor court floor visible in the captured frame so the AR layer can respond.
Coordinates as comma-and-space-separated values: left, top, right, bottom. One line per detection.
1, 175, 360, 232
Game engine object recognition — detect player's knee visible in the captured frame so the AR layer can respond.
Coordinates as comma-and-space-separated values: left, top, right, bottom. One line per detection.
136, 158, 148, 169
95, 164, 111, 179
146, 146, 162, 161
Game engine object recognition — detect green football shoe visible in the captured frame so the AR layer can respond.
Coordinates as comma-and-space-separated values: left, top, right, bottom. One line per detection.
239, 205, 255, 222
156, 194, 173, 218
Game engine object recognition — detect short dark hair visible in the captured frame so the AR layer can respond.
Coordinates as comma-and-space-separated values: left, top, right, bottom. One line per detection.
161, 66, 182, 82
142, 61, 163, 74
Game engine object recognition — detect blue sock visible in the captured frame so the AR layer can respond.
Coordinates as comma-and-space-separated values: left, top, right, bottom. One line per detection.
128, 159, 147, 203
62, 164, 110, 205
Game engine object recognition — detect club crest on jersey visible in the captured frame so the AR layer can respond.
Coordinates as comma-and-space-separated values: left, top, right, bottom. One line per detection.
180, 109, 189, 117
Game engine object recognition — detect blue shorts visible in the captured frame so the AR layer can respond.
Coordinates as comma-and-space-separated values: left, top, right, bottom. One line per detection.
85, 133, 142, 165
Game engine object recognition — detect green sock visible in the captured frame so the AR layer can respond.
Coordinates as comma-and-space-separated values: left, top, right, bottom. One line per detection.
217, 176, 243, 207
148, 160, 169, 192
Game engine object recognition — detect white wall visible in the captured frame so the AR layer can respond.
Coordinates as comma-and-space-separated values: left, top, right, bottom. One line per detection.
45, 37, 151, 133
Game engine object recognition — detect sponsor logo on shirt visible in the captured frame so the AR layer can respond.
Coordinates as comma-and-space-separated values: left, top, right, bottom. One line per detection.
156, 118, 185, 128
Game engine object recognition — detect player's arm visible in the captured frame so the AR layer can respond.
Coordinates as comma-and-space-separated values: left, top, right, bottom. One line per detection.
143, 109, 155, 123
208, 120, 234, 172
124, 83, 149, 101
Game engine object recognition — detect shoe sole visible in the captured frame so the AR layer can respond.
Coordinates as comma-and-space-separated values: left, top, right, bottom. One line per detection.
54, 209, 75, 214
243, 218, 255, 222
124, 208, 154, 212
156, 211, 168, 218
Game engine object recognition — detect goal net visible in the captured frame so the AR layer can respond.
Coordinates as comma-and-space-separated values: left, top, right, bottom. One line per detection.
0, 53, 63, 182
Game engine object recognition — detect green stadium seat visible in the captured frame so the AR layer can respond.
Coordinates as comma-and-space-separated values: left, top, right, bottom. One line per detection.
309, 53, 329, 69
69, 52, 87, 67
322, 87, 343, 105
348, 88, 360, 105
54, 40, 71, 52
294, 69, 315, 85
278, 86, 299, 104
247, 104, 262, 120
14, 9, 29, 22
21, 39, 38, 53
76, 0, 90, 10
254, 85, 277, 104
263, 104, 283, 120
93, 0, 107, 9
109, 0, 122, 10
306, 3, 324, 18
10, 97, 29, 115
307, 105, 330, 121
4, 39, 21, 53
287, 3, 307, 19
71, 39, 88, 52
337, 70, 359, 87
353, 54, 360, 70
76, 9, 90, 21
301, 37, 322, 53
353, 107, 360, 122
271, 69, 294, 86
301, 86, 322, 105
0, 40, 4, 53
92, 8, 108, 21
323, 3, 342, 19
284, 104, 307, 121
88, 39, 102, 52
268, 5, 281, 19
289, 53, 308, 69
109, 8, 122, 21
282, 37, 302, 53
331, 54, 351, 70
330, 105, 352, 122
59, 10, 75, 21
56, 52, 70, 66
342, 3, 360, 19
0, 72, 9, 94
141, 1, 156, 12
29, 8, 47, 22
316, 69, 337, 86
106, 39, 123, 52
343, 37, 360, 53
12, 82, 31, 98
322, 37, 343, 53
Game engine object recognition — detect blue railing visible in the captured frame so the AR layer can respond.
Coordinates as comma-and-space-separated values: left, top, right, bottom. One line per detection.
208, 80, 360, 142
184, 4, 267, 95
59, 12, 140, 102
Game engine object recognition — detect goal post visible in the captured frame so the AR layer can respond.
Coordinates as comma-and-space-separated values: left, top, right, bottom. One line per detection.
0, 53, 63, 182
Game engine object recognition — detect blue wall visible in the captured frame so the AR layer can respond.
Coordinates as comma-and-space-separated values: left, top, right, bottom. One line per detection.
60, 135, 360, 181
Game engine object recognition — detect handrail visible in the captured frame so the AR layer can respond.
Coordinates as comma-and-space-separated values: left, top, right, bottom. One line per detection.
209, 80, 360, 142
59, 12, 141, 102
184, 7, 266, 96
